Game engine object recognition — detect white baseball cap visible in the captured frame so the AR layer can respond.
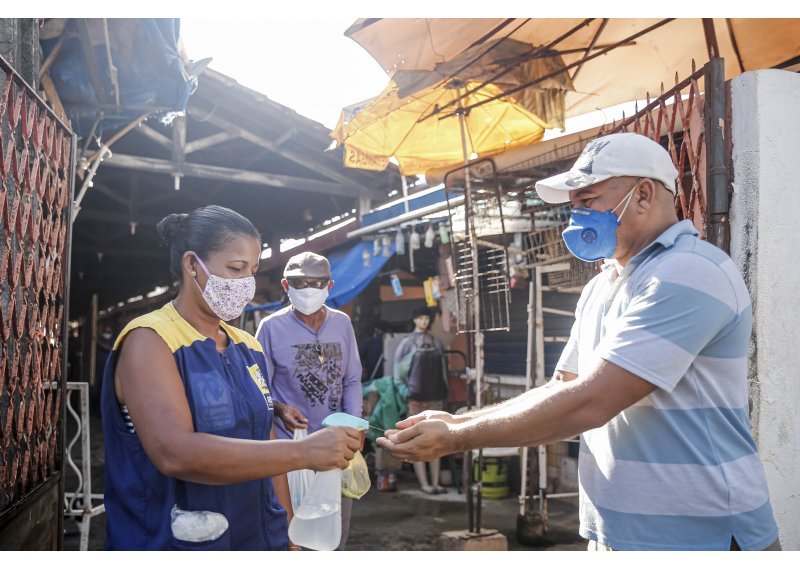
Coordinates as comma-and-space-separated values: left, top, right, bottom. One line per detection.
534, 133, 679, 204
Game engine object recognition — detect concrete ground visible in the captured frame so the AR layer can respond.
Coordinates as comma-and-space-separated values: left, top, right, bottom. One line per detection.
62, 410, 585, 551
347, 469, 585, 551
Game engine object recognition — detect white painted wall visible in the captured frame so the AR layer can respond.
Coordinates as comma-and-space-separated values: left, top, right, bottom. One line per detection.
730, 69, 800, 550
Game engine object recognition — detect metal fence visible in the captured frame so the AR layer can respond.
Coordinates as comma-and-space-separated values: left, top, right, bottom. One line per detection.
0, 54, 74, 520
504, 58, 728, 255
512, 58, 729, 293
598, 58, 728, 249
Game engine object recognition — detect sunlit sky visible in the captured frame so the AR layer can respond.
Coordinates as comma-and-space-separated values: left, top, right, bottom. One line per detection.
179, 18, 388, 130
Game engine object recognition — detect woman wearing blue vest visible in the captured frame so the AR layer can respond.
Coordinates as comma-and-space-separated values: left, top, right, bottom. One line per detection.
101, 205, 362, 550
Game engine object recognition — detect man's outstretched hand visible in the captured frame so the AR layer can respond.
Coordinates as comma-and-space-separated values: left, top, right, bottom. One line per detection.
377, 417, 459, 463
394, 409, 457, 430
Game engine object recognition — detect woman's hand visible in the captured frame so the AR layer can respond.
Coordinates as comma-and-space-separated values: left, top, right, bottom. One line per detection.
300, 426, 361, 470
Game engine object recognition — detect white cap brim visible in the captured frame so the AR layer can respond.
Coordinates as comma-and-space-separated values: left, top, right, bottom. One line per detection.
534, 171, 613, 204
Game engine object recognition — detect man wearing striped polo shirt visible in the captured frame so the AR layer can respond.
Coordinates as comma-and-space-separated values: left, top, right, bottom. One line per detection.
379, 133, 780, 550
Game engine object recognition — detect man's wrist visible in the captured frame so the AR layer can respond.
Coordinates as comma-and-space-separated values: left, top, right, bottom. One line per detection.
454, 412, 473, 424
449, 421, 473, 453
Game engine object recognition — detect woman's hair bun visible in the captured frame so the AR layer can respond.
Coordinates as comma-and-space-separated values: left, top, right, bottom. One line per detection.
156, 213, 188, 246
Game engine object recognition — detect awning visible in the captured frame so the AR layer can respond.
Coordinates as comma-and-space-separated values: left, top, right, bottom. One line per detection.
246, 240, 395, 313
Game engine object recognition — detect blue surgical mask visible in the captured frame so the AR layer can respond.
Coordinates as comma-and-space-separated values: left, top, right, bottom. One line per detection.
561, 184, 637, 262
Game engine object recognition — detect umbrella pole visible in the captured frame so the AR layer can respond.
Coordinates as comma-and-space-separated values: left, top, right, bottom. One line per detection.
457, 92, 484, 534
400, 174, 410, 214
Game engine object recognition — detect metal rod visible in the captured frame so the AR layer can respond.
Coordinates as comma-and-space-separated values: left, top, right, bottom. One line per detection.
534, 266, 545, 387
102, 19, 120, 108
105, 152, 362, 197
80, 112, 104, 157
607, 67, 704, 134
88, 294, 98, 386
541, 307, 576, 317
75, 18, 111, 106
490, 163, 512, 333
571, 19, 609, 83
520, 275, 536, 516
0, 53, 73, 131
72, 145, 112, 222
704, 57, 730, 253
457, 94, 483, 410
400, 175, 410, 214
64, 390, 84, 514
465, 449, 474, 533
432, 19, 531, 96
58, 133, 79, 550
467, 18, 517, 49
476, 448, 483, 533
431, 19, 595, 118
39, 27, 68, 80
87, 111, 150, 162
538, 444, 547, 517
701, 18, 720, 60
79, 382, 93, 552
458, 88, 486, 534
441, 19, 676, 120
529, 491, 579, 500
725, 19, 746, 73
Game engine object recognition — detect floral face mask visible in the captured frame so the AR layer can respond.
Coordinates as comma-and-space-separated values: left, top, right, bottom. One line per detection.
193, 254, 256, 321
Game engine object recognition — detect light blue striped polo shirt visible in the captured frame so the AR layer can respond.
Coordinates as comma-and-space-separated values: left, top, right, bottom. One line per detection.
556, 220, 778, 550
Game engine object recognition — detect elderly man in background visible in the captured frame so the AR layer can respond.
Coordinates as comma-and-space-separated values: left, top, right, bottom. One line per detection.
379, 133, 780, 551
256, 251, 363, 550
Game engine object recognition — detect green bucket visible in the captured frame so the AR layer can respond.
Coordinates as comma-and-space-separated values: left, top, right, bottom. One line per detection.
475, 457, 509, 499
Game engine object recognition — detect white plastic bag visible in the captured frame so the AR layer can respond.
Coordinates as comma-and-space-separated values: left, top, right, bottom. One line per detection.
288, 468, 342, 551
170, 505, 228, 543
287, 429, 315, 510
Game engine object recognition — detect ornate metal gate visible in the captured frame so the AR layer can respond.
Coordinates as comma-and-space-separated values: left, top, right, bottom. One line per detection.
0, 54, 75, 549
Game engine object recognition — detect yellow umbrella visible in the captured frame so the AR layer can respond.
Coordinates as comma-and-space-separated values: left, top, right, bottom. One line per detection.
331, 78, 551, 176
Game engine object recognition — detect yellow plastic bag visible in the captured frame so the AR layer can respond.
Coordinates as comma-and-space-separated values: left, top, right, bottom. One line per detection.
341, 451, 371, 499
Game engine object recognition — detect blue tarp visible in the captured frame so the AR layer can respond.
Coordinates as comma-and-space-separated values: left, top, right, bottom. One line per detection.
246, 240, 395, 313
40, 19, 197, 137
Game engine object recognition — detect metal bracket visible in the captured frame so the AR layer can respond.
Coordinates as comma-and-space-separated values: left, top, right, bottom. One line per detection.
62, 382, 105, 551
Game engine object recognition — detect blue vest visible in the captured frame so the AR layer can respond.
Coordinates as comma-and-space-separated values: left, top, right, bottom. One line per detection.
100, 302, 288, 550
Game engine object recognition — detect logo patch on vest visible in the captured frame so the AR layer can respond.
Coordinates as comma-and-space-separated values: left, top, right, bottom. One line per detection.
248, 364, 269, 394
248, 364, 274, 409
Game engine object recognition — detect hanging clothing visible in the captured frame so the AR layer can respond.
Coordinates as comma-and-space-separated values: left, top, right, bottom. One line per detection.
101, 302, 288, 550
393, 331, 449, 402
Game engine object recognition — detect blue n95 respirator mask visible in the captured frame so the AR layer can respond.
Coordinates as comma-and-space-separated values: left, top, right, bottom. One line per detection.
561, 184, 637, 262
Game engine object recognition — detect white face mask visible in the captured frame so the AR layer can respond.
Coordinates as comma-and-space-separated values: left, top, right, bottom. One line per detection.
193, 255, 256, 321
287, 286, 329, 315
